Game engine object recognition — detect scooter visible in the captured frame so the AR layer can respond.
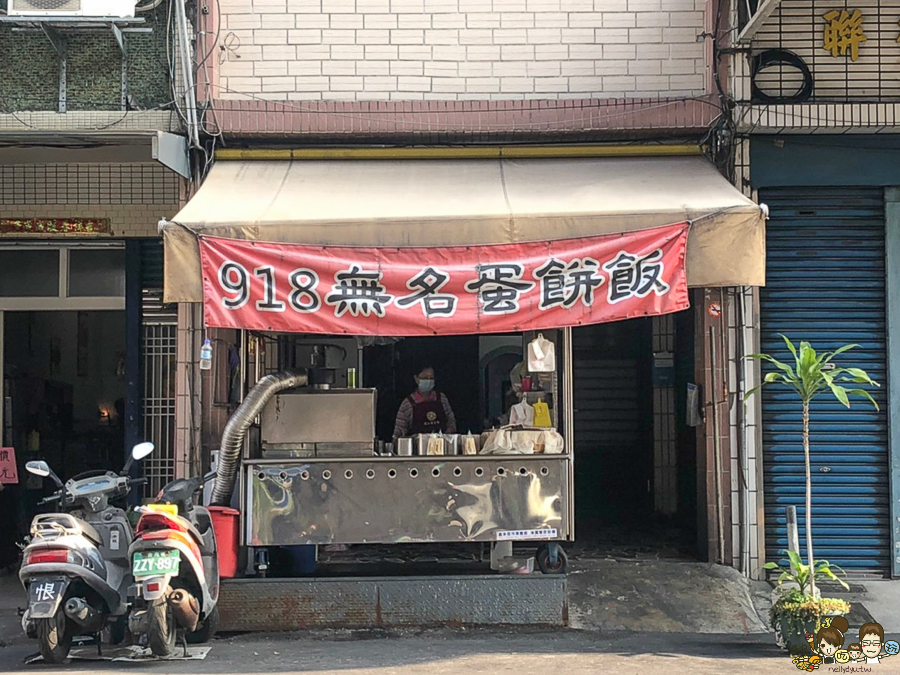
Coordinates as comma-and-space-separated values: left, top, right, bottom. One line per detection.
127, 470, 220, 657
19, 442, 154, 663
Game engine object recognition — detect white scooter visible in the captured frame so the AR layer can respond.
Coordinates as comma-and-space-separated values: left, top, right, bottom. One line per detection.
19, 442, 154, 663
128, 471, 220, 657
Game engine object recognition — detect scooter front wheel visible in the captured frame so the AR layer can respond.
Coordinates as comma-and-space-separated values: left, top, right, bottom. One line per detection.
36, 606, 73, 664
147, 597, 176, 657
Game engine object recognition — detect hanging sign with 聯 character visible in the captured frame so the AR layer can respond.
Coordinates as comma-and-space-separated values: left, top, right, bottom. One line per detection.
198, 222, 690, 336
0, 448, 18, 484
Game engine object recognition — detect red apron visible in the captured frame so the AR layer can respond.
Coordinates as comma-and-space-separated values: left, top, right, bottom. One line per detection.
409, 391, 448, 434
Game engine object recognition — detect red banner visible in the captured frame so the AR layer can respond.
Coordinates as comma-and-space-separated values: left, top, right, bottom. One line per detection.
199, 222, 690, 336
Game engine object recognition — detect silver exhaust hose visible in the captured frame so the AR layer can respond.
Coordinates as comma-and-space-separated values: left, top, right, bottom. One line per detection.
210, 369, 308, 506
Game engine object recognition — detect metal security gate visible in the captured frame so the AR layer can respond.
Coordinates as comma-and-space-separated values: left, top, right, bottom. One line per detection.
760, 188, 890, 575
573, 321, 652, 525
141, 290, 177, 498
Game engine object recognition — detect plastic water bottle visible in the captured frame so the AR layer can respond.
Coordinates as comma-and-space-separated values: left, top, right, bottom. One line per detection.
199, 338, 213, 371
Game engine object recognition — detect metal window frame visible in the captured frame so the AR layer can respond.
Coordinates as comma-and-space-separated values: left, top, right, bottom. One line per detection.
141, 316, 178, 499
0, 242, 125, 311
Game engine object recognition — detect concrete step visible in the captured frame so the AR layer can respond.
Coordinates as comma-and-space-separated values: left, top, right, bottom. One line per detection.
219, 574, 566, 631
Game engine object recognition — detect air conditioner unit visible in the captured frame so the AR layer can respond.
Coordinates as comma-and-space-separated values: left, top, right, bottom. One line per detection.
7, 0, 136, 18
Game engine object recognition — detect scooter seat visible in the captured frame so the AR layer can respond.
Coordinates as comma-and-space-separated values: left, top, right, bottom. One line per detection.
72, 517, 103, 546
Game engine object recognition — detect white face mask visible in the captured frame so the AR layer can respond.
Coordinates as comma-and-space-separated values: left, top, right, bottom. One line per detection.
417, 379, 435, 393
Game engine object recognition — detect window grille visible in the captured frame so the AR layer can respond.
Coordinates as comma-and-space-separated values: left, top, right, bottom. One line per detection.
141, 291, 177, 499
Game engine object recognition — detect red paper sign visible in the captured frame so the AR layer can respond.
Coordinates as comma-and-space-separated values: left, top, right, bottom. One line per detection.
0, 447, 18, 484
199, 222, 690, 336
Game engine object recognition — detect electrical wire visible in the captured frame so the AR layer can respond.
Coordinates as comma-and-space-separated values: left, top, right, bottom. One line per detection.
165, 0, 192, 137
193, 0, 221, 76
196, 0, 226, 141
3, 1, 737, 168
0, 98, 177, 131
199, 84, 722, 133
751, 49, 813, 103
701, 0, 738, 184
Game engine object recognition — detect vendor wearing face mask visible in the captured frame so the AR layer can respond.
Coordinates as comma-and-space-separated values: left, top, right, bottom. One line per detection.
392, 365, 457, 440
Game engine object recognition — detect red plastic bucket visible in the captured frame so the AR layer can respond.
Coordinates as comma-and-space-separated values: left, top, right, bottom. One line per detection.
209, 506, 240, 579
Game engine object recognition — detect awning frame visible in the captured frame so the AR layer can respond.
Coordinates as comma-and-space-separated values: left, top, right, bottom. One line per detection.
162, 156, 766, 303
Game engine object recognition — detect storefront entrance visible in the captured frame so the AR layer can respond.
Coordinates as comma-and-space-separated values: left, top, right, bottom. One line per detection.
572, 308, 698, 559
751, 136, 900, 578
166, 154, 766, 578
0, 310, 126, 570
0, 244, 128, 570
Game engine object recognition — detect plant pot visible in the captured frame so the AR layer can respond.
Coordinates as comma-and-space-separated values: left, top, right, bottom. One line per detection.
779, 616, 816, 655
777, 614, 846, 655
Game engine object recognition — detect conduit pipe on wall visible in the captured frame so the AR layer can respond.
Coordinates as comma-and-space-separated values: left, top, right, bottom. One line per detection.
172, 0, 201, 149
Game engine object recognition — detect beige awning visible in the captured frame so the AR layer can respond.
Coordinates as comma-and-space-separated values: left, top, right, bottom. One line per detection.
163, 157, 766, 303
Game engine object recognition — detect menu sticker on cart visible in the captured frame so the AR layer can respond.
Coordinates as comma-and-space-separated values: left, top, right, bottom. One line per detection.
496, 528, 558, 541
198, 222, 690, 336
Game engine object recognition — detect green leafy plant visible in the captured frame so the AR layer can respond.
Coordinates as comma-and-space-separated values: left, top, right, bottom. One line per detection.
769, 587, 851, 637
763, 549, 849, 595
746, 336, 878, 597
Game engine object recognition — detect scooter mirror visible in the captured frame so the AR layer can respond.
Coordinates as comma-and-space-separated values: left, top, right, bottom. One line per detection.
131, 442, 155, 461
26, 460, 51, 477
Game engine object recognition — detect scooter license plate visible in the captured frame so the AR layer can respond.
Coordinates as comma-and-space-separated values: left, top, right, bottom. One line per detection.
133, 550, 180, 577
28, 578, 66, 608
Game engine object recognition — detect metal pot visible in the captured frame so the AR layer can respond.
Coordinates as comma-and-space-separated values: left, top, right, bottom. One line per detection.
443, 434, 460, 455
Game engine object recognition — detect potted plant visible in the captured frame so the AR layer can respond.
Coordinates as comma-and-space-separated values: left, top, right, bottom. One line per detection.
746, 337, 878, 648
765, 550, 851, 654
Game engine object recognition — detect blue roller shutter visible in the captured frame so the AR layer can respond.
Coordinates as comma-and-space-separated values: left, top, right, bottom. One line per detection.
760, 187, 890, 575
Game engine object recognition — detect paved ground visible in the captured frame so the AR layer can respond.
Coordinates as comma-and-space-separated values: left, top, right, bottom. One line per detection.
0, 627, 833, 674
568, 559, 770, 633
4, 568, 900, 674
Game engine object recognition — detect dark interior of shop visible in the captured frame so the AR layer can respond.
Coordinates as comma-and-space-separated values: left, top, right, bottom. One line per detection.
365, 335, 483, 441
0, 310, 125, 571
262, 318, 699, 575
571, 311, 697, 561
0, 310, 700, 574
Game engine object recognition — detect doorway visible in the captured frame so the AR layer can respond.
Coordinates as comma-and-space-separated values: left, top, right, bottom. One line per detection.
572, 309, 697, 559
364, 335, 483, 442
0, 310, 126, 569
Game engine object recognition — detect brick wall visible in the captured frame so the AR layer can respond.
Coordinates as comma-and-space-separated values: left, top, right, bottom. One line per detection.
0, 163, 182, 238
215, 0, 708, 101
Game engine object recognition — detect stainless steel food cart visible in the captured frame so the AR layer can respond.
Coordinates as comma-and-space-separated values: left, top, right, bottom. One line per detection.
234, 329, 575, 573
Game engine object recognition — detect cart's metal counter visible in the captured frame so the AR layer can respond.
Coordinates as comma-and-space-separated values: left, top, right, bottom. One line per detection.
243, 454, 570, 547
